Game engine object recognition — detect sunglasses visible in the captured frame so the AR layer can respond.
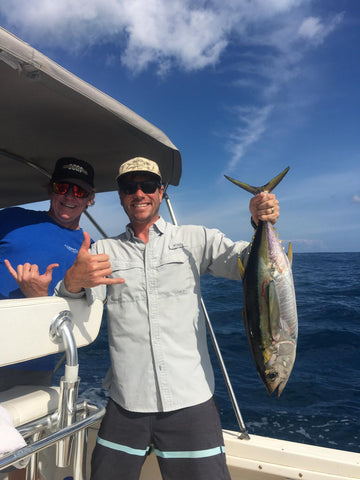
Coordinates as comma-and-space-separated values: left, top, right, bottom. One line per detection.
52, 182, 90, 199
118, 180, 161, 195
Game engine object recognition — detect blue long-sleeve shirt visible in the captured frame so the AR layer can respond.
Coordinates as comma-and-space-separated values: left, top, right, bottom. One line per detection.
0, 207, 85, 371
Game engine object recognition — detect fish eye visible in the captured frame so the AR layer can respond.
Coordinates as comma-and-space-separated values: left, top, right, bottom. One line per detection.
266, 371, 279, 380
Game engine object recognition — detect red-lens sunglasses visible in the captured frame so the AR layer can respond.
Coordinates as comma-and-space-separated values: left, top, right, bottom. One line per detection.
52, 182, 90, 199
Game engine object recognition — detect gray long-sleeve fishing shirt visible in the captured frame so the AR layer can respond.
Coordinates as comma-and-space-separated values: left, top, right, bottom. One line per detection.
56, 217, 249, 413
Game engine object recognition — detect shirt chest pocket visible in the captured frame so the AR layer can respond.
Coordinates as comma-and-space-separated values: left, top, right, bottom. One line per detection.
155, 246, 195, 296
108, 260, 146, 303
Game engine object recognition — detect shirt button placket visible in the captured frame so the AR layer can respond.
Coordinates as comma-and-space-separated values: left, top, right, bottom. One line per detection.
145, 231, 172, 409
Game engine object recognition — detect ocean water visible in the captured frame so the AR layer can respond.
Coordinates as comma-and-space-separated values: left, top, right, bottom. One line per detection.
76, 252, 360, 454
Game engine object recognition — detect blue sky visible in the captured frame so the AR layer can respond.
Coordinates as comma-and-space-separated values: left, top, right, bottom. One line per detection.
1, 0, 359, 252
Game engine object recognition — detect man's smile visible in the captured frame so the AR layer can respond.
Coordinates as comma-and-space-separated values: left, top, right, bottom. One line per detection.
61, 202, 77, 209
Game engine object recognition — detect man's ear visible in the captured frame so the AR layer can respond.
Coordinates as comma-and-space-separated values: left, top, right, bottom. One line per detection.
87, 192, 96, 207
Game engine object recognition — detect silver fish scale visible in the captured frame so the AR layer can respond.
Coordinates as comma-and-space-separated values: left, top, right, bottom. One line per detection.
244, 220, 298, 396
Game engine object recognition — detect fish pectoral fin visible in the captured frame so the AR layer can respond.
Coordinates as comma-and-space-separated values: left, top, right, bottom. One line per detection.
238, 257, 245, 279
268, 281, 281, 338
287, 242, 293, 266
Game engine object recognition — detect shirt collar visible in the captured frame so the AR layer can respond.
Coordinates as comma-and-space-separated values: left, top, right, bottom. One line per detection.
125, 216, 166, 240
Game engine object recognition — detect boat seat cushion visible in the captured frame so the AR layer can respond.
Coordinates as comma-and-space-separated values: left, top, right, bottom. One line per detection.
0, 385, 60, 427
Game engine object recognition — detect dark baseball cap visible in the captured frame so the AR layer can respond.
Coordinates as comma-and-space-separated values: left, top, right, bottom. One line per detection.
51, 157, 95, 192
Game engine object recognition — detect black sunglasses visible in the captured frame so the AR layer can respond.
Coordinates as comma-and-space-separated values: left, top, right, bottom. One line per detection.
118, 180, 161, 195
52, 182, 90, 199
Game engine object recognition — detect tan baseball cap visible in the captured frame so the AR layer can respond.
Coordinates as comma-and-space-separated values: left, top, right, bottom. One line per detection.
116, 157, 162, 181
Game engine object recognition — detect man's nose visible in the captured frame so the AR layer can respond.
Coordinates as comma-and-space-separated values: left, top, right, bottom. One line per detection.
64, 187, 76, 198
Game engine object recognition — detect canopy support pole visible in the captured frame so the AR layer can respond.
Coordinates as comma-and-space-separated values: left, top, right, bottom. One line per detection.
163, 192, 250, 440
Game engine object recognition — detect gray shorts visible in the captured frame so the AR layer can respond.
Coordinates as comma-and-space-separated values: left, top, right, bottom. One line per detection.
91, 396, 231, 480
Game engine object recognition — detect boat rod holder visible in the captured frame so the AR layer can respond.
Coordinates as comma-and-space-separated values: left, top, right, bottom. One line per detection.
163, 192, 250, 440
50, 310, 80, 467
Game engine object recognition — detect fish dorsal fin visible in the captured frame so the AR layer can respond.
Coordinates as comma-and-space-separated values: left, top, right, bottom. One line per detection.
287, 242, 293, 266
224, 166, 289, 195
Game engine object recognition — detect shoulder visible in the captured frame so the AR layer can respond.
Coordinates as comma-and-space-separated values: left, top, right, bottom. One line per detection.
1, 206, 48, 218
165, 222, 225, 243
90, 233, 125, 254
0, 206, 29, 218
0, 207, 48, 228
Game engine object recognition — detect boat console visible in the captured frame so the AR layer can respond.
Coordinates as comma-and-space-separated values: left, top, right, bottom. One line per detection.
0, 296, 105, 480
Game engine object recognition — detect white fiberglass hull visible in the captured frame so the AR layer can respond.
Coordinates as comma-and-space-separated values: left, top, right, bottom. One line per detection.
30, 425, 359, 480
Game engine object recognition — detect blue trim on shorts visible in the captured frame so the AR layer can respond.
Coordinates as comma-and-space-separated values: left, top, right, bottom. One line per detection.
155, 445, 226, 459
97, 436, 151, 456
97, 436, 225, 459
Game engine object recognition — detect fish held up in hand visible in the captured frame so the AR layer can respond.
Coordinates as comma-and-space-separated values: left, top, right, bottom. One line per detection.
225, 167, 298, 397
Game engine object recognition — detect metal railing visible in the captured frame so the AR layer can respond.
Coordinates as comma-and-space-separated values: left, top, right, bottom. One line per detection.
0, 308, 106, 479
0, 402, 105, 476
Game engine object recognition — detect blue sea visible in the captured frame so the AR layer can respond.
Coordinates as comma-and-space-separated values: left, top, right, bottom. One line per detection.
75, 252, 360, 454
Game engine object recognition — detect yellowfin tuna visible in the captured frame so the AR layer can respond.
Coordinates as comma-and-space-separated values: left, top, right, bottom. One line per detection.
225, 167, 298, 397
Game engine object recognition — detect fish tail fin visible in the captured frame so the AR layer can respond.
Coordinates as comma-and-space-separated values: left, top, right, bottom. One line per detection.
224, 166, 290, 195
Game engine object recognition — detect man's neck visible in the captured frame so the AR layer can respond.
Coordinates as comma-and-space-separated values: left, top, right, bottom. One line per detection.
131, 216, 159, 243
47, 210, 80, 230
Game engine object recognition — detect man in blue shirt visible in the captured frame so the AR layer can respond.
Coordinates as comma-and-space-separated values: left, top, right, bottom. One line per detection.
0, 157, 95, 389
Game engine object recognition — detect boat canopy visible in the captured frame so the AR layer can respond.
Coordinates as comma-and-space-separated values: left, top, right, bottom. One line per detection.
0, 27, 182, 209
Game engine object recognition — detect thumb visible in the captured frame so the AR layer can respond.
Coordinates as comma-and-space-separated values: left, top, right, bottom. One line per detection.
4, 259, 17, 279
44, 263, 59, 276
79, 231, 91, 255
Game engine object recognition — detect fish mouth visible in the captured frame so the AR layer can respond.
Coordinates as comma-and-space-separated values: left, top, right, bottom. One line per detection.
264, 372, 288, 398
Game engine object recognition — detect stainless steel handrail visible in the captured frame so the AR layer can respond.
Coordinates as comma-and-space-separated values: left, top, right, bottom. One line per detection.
0, 402, 105, 471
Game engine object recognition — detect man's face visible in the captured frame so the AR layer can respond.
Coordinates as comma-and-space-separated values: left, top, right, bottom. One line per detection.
48, 182, 94, 230
118, 173, 164, 227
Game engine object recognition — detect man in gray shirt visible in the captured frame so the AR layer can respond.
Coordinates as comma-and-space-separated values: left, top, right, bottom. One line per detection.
56, 157, 280, 480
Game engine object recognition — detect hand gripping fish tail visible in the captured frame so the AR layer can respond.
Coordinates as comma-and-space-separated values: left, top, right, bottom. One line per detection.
225, 167, 298, 397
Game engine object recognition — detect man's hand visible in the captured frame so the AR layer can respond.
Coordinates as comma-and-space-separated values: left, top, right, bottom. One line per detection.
4, 259, 59, 297
64, 231, 125, 293
249, 192, 280, 226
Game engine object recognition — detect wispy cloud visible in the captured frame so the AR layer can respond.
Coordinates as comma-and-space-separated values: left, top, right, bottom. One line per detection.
352, 195, 360, 204
0, 1, 344, 174
225, 105, 274, 171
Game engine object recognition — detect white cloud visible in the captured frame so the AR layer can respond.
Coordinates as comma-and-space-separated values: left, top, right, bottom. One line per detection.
298, 17, 323, 39
225, 105, 274, 170
298, 13, 344, 45
0, 1, 344, 178
352, 195, 360, 204
291, 238, 327, 252
0, 0, 342, 74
